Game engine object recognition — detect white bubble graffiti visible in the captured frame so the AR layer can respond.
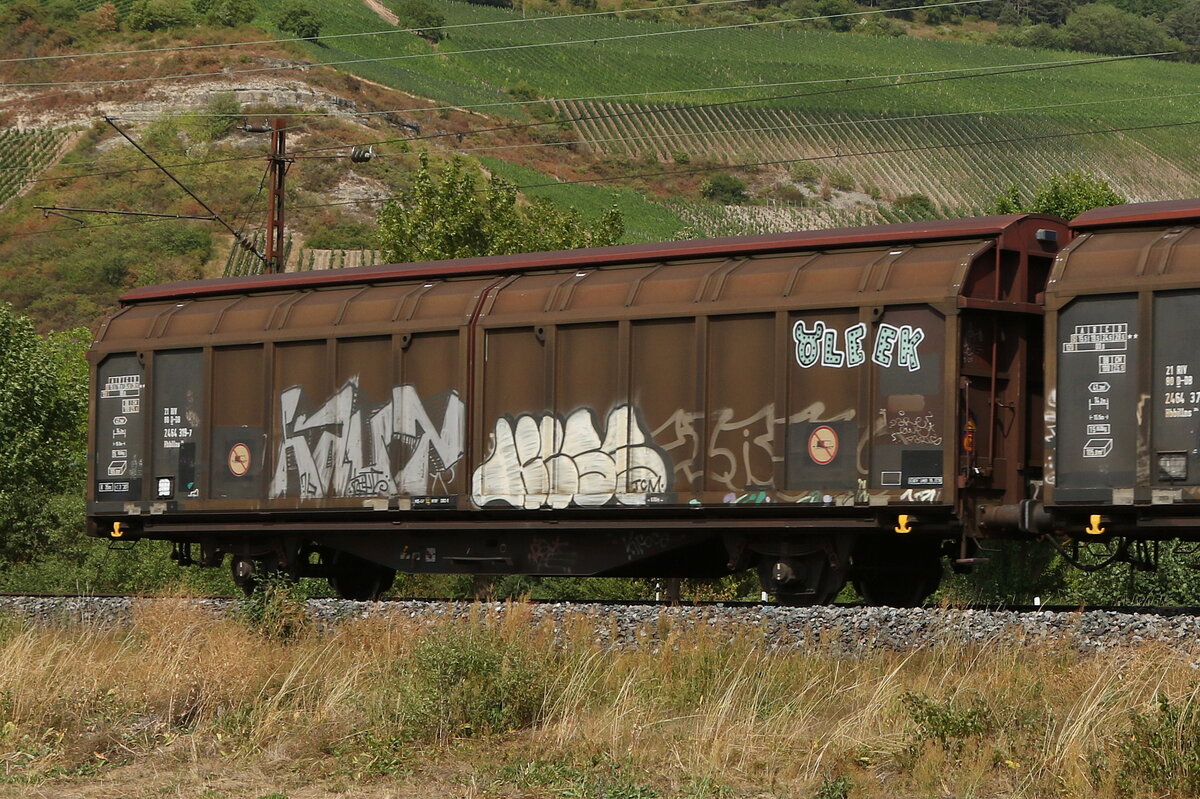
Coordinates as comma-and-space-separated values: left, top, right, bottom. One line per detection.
471, 405, 669, 509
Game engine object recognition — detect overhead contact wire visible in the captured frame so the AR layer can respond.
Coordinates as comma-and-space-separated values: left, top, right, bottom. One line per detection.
11, 49, 1191, 189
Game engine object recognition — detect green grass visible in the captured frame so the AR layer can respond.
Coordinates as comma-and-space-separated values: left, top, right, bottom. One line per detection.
250, 0, 1200, 211
478, 156, 683, 243
259, 0, 1200, 122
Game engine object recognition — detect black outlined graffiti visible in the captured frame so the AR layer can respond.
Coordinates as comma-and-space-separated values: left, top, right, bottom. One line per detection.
270, 379, 464, 499
472, 405, 670, 508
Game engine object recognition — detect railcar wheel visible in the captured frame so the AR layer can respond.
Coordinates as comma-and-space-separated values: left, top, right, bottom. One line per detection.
329, 551, 396, 601
757, 551, 847, 606
851, 537, 943, 607
231, 555, 259, 596
231, 555, 297, 596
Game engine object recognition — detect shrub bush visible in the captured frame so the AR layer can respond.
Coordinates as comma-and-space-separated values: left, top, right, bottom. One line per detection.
396, 624, 553, 741
126, 0, 195, 30
275, 0, 320, 39
700, 172, 748, 203
893, 192, 939, 219
391, 0, 446, 42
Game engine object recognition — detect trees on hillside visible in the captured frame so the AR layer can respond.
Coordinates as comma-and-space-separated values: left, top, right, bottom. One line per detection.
1057, 2, 1179, 54
992, 170, 1125, 220
1165, 0, 1200, 45
376, 155, 624, 262
275, 0, 321, 39
0, 303, 89, 563
391, 0, 446, 41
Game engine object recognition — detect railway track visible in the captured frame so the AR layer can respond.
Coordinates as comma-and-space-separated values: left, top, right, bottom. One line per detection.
2, 595, 1200, 651
3, 592, 1200, 615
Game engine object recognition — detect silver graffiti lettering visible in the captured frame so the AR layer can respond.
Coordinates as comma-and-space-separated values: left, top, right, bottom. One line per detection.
270, 379, 464, 499
653, 402, 854, 493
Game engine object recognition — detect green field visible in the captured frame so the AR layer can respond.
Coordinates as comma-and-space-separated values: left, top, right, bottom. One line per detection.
478, 156, 683, 242
254, 0, 1200, 211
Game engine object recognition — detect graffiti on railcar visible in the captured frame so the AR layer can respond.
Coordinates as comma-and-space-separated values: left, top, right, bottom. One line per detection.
471, 405, 670, 508
793, 320, 925, 371
882, 410, 943, 446
270, 379, 464, 499
651, 402, 856, 493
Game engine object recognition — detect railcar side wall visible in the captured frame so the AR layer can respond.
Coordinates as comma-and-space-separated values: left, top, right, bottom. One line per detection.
1046, 214, 1200, 534
88, 215, 1068, 566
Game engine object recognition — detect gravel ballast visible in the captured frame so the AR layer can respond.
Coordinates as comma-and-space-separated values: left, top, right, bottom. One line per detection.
1, 597, 1199, 652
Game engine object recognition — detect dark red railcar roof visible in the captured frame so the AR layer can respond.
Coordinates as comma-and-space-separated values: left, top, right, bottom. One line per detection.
121, 213, 1060, 305
1070, 198, 1200, 231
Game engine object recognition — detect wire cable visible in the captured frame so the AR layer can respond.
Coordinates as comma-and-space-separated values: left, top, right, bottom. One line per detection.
282, 49, 1194, 156
9, 50, 1193, 188
8, 116, 1195, 240
0, 0, 762, 65
286, 117, 1200, 211
0, 0, 999, 87
398, 90, 1200, 157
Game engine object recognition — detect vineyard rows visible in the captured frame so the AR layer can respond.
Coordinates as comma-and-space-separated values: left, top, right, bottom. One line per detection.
271, 0, 1200, 128
222, 233, 379, 276
255, 0, 1200, 221
556, 100, 1200, 214
0, 128, 69, 209
671, 200, 883, 238
66, 0, 137, 15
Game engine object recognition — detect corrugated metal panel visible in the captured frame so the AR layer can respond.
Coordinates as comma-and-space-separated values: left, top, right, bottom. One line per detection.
1070, 198, 1200, 231
1047, 226, 1200, 300
117, 214, 1059, 305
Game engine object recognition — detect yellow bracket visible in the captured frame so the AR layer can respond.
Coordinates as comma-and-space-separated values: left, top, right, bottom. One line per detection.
1085, 515, 1105, 536
895, 514, 912, 534
111, 522, 124, 539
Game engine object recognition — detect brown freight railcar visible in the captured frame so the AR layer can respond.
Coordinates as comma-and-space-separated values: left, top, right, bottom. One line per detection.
1033, 199, 1200, 550
87, 214, 1066, 604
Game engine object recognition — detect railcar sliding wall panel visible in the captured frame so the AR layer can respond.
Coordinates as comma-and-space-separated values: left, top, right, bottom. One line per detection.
868, 307, 947, 496
150, 349, 203, 502
706, 314, 775, 497
94, 354, 145, 504
785, 308, 861, 494
1053, 295, 1139, 501
210, 345, 265, 500
1152, 292, 1200, 487
271, 340, 331, 500
400, 331, 464, 500
631, 318, 700, 501
475, 328, 549, 508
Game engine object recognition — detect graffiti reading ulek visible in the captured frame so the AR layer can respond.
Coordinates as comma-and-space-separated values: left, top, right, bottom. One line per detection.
793, 321, 925, 371
472, 405, 669, 509
270, 379, 464, 499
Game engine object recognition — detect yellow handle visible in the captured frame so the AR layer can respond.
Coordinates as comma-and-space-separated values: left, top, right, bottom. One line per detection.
895, 514, 912, 534
111, 522, 124, 538
1085, 515, 1105, 535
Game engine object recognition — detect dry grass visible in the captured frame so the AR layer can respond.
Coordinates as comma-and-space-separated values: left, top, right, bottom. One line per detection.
0, 601, 1194, 797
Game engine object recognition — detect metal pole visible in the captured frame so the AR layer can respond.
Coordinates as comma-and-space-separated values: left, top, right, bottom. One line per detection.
265, 117, 288, 274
